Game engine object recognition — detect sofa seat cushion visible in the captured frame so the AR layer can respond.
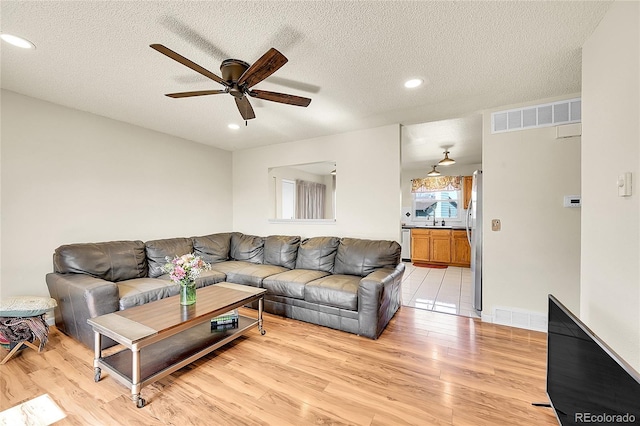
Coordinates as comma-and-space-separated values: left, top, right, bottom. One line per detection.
195, 269, 227, 286
262, 269, 330, 299
210, 260, 254, 275
304, 274, 360, 311
117, 278, 179, 310
225, 264, 289, 287
156, 269, 226, 288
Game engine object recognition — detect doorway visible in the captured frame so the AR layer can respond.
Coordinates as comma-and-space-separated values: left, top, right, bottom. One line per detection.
400, 115, 482, 318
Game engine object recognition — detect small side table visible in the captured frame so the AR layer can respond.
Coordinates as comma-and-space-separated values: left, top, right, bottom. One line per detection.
0, 296, 57, 364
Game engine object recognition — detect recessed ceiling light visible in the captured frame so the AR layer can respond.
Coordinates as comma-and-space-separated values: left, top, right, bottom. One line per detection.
228, 123, 240, 130
404, 78, 423, 89
0, 34, 36, 49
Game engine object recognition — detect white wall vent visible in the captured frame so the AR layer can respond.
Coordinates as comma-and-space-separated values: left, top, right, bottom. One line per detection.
492, 306, 547, 332
556, 123, 582, 139
491, 98, 581, 134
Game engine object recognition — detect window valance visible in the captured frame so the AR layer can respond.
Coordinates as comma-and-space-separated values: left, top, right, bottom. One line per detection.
411, 176, 461, 192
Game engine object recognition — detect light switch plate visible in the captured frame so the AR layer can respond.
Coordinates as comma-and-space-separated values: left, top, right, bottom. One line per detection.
618, 172, 632, 197
491, 219, 501, 231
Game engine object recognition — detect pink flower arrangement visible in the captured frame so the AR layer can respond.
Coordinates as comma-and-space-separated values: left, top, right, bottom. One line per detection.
163, 253, 211, 286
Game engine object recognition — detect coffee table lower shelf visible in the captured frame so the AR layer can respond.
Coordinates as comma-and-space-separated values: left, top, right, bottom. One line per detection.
95, 315, 258, 407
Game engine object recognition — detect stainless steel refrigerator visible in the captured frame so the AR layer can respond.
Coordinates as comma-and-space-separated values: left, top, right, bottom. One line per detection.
465, 170, 482, 312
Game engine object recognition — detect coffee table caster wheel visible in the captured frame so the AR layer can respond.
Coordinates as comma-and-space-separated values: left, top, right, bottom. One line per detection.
94, 368, 101, 382
260, 329, 266, 336
136, 398, 145, 408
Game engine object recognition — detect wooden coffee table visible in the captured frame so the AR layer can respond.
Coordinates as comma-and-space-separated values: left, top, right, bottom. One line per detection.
87, 282, 266, 408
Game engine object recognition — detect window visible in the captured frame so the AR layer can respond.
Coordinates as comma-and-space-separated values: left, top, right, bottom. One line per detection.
413, 190, 459, 220
281, 179, 295, 220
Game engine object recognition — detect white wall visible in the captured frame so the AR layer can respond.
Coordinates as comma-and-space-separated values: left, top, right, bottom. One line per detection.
233, 124, 401, 242
581, 1, 639, 371
0, 90, 233, 298
482, 95, 582, 323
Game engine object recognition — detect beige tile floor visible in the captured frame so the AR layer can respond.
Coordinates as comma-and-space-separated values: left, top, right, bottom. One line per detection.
401, 262, 480, 318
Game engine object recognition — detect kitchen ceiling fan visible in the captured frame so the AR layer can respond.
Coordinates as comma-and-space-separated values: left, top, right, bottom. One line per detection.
150, 44, 312, 120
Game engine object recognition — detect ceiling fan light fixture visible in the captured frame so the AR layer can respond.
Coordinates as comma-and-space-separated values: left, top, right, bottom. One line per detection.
150, 44, 312, 121
438, 151, 456, 166
427, 165, 441, 177
0, 33, 36, 49
404, 78, 423, 89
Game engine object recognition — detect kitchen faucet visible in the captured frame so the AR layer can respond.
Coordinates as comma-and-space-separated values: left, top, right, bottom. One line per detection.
432, 215, 436, 226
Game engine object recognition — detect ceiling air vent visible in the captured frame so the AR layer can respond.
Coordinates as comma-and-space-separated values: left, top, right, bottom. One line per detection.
491, 98, 581, 134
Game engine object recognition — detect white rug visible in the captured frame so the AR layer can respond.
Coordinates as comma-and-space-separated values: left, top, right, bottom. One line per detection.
0, 394, 65, 426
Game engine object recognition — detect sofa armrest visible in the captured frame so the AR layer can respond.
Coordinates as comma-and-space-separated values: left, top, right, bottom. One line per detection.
46, 272, 119, 349
357, 263, 405, 338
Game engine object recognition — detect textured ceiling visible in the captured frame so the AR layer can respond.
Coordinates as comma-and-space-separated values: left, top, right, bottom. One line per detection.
402, 114, 483, 172
1, 1, 611, 162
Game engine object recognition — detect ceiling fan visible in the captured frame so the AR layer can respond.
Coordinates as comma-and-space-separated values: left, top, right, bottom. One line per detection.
150, 44, 312, 120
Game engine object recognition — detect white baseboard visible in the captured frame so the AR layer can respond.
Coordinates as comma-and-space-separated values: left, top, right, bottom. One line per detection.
480, 311, 493, 323
481, 307, 547, 332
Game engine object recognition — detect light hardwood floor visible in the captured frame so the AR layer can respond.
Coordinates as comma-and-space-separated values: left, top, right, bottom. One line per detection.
0, 307, 558, 425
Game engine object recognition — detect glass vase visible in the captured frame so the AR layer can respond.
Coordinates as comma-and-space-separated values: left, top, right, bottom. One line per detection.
180, 281, 196, 305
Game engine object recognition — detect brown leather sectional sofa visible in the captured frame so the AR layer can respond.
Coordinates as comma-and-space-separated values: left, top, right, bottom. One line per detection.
46, 232, 405, 348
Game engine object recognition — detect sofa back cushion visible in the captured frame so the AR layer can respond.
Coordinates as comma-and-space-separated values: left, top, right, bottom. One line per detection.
193, 233, 233, 264
53, 240, 147, 282
230, 233, 264, 264
264, 235, 301, 269
295, 236, 340, 273
145, 237, 194, 278
334, 238, 401, 277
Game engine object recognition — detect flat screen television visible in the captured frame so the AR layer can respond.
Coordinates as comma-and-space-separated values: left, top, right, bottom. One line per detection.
547, 295, 640, 425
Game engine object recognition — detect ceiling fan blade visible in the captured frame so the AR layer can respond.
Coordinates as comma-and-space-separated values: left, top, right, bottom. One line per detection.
249, 89, 311, 107
150, 44, 229, 87
237, 48, 288, 89
166, 90, 227, 98
235, 96, 256, 120
265, 76, 321, 94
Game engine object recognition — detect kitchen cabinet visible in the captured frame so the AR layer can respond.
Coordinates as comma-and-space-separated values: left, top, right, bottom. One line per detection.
451, 230, 471, 267
410, 229, 430, 263
410, 228, 470, 267
430, 232, 452, 263
463, 176, 473, 210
